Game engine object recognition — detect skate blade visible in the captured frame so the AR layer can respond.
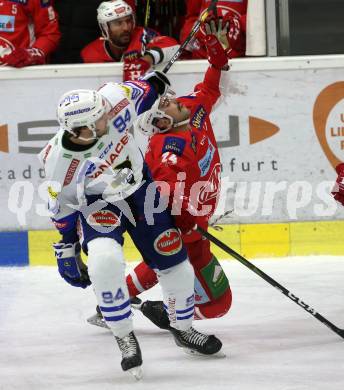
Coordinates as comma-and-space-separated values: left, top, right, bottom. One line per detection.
128, 366, 143, 380
86, 314, 109, 329
182, 348, 227, 358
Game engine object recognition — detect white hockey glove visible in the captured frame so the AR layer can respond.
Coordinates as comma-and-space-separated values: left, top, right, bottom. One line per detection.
140, 70, 171, 96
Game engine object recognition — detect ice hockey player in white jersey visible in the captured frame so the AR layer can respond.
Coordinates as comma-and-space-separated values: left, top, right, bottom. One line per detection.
39, 72, 222, 380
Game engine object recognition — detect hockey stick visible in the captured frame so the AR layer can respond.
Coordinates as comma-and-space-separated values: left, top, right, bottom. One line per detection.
144, 0, 150, 28
196, 226, 344, 340
209, 210, 233, 231
162, 0, 218, 74
140, 0, 151, 56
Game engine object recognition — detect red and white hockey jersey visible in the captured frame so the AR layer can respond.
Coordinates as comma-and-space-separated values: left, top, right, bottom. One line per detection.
81, 26, 179, 65
0, 0, 60, 64
145, 65, 223, 243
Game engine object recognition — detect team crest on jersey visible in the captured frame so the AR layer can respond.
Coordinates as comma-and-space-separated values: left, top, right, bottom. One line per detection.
87, 210, 120, 228
191, 105, 206, 130
198, 163, 221, 205
0, 16, 15, 33
162, 137, 186, 156
154, 229, 182, 256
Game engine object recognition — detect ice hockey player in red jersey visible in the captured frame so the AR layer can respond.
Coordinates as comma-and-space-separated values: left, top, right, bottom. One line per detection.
332, 163, 344, 206
87, 20, 232, 332
123, 20, 233, 330
180, 0, 247, 60
0, 0, 61, 67
81, 0, 179, 81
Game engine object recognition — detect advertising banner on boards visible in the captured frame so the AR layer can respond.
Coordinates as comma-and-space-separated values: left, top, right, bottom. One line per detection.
0, 62, 343, 230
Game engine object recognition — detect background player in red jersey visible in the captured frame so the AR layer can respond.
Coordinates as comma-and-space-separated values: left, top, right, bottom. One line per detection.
0, 0, 60, 67
332, 163, 344, 206
180, 0, 247, 60
81, 0, 180, 81
123, 20, 233, 329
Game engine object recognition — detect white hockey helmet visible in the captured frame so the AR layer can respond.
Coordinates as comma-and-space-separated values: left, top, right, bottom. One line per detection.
136, 99, 173, 136
136, 91, 189, 136
97, 0, 134, 40
57, 89, 108, 140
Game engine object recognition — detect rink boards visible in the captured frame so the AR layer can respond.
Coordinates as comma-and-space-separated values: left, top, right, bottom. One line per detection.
1, 57, 344, 266
1, 220, 344, 266
1, 56, 344, 231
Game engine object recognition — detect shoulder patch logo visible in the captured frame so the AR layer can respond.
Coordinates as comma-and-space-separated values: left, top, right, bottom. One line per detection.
191, 105, 207, 130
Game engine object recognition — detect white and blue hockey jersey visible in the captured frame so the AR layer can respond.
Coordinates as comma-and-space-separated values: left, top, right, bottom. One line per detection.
39, 80, 157, 237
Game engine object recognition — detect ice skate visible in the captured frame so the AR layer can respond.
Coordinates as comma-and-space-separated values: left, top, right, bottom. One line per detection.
170, 326, 223, 357
140, 300, 172, 330
87, 305, 109, 329
115, 331, 143, 380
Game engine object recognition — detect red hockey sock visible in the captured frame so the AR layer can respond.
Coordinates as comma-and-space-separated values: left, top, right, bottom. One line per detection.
194, 288, 232, 319
126, 261, 158, 297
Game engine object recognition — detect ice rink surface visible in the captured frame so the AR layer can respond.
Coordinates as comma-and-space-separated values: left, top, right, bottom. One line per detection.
1, 256, 344, 390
